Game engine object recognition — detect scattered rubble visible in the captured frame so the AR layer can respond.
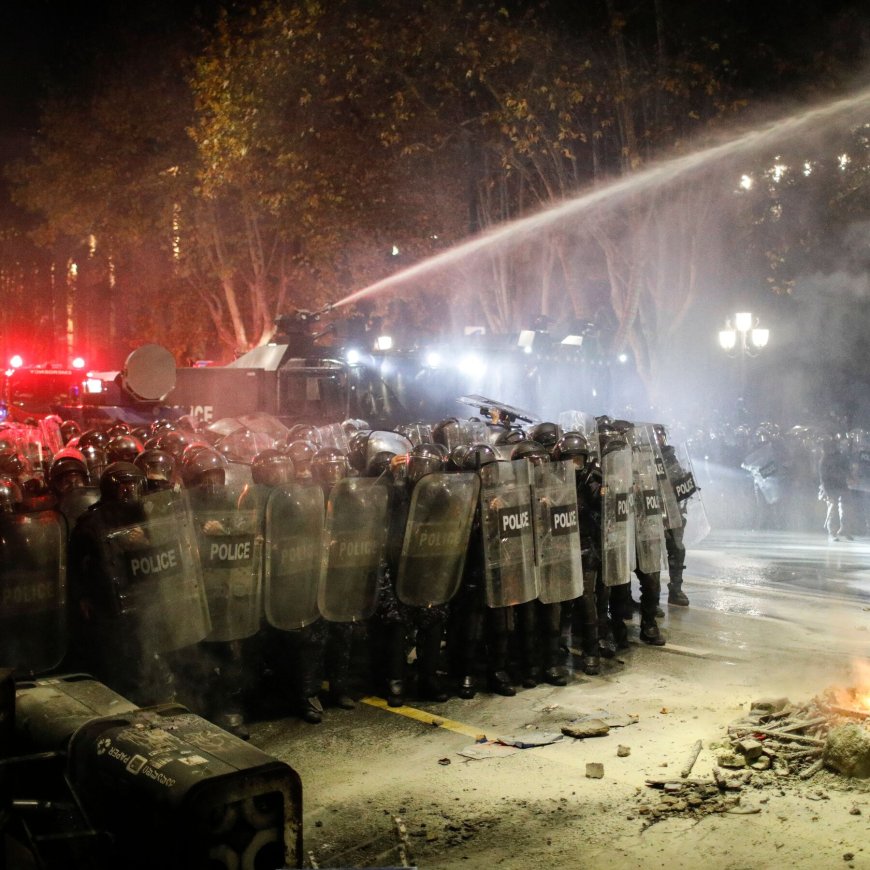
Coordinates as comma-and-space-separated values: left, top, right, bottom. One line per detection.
638, 690, 870, 829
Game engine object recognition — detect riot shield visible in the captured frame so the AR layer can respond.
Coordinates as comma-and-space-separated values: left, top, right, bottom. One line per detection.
57, 486, 101, 530
601, 443, 632, 587
531, 460, 583, 604
318, 478, 390, 622
651, 436, 684, 531
39, 417, 64, 455
0, 509, 67, 675
315, 423, 350, 451
630, 426, 666, 573
458, 395, 539, 426
558, 410, 600, 467
398, 423, 434, 447
669, 442, 711, 547
263, 483, 325, 630
189, 482, 264, 642
479, 460, 538, 608
97, 489, 211, 652
395, 472, 480, 607
741, 443, 785, 505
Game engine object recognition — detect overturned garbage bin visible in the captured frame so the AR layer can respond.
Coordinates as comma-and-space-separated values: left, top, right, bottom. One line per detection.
14, 672, 138, 752
67, 703, 303, 869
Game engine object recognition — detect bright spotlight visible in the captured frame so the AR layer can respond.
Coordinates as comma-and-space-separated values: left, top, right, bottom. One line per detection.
10, 354, 23, 368
459, 353, 485, 376
375, 335, 393, 351
345, 348, 362, 365
71, 356, 86, 369
425, 350, 442, 369
617, 353, 628, 364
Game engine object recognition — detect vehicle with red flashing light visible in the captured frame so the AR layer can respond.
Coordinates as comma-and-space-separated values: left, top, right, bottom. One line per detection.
1, 358, 88, 423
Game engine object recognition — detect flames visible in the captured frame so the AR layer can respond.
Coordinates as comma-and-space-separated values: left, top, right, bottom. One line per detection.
831, 659, 870, 712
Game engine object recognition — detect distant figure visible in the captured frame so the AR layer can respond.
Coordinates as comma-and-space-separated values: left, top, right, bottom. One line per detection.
819, 437, 852, 542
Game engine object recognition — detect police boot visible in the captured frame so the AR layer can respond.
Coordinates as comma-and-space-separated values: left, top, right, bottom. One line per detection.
609, 585, 631, 649
667, 570, 689, 606
518, 603, 541, 688
457, 606, 484, 699
541, 604, 568, 685
592, 582, 615, 658
574, 588, 601, 674
326, 628, 356, 710
542, 638, 568, 685
639, 572, 666, 646
384, 623, 407, 708
297, 695, 324, 725
487, 627, 516, 697
416, 623, 450, 702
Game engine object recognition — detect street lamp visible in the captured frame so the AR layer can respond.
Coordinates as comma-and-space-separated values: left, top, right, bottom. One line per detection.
718, 311, 770, 417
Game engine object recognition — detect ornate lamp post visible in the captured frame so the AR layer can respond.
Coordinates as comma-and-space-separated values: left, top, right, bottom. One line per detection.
718, 311, 770, 417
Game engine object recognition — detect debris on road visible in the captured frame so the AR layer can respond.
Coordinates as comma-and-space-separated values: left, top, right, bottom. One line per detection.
585, 763, 604, 779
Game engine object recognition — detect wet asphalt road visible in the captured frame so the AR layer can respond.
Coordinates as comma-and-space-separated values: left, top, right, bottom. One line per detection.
248, 528, 870, 869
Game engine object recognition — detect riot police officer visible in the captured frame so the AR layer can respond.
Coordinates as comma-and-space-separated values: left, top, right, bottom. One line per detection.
552, 432, 608, 674
449, 445, 524, 698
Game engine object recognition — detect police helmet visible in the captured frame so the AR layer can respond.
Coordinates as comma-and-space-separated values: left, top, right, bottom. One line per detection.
60, 420, 82, 444
134, 449, 177, 491
78, 429, 109, 451
106, 421, 131, 438
494, 427, 527, 446
181, 446, 228, 490
600, 435, 628, 457
528, 422, 561, 449
432, 417, 462, 448
106, 434, 144, 464
48, 448, 90, 493
347, 430, 372, 472
311, 447, 349, 488
252, 449, 295, 487
510, 440, 550, 466
288, 424, 321, 445
449, 444, 470, 471
283, 440, 318, 477
552, 431, 590, 469
0, 475, 23, 513
0, 449, 34, 483
100, 461, 146, 504
407, 444, 445, 485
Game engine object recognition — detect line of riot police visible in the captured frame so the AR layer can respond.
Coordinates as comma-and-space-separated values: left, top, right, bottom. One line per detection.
0, 409, 708, 737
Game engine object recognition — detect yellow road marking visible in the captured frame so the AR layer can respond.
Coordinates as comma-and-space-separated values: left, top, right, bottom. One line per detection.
360, 696, 486, 739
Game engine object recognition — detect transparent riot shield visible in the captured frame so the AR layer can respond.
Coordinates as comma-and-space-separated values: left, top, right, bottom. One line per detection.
397, 423, 434, 447
395, 472, 480, 607
531, 460, 583, 604
558, 410, 600, 466
601, 443, 632, 587
318, 478, 390, 622
264, 483, 325, 630
0, 509, 67, 675
630, 426, 666, 573
189, 482, 264, 642
316, 423, 350, 452
651, 435, 684, 531
39, 417, 65, 455
57, 487, 101, 531
668, 442, 711, 547
480, 460, 538, 608
99, 489, 211, 652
